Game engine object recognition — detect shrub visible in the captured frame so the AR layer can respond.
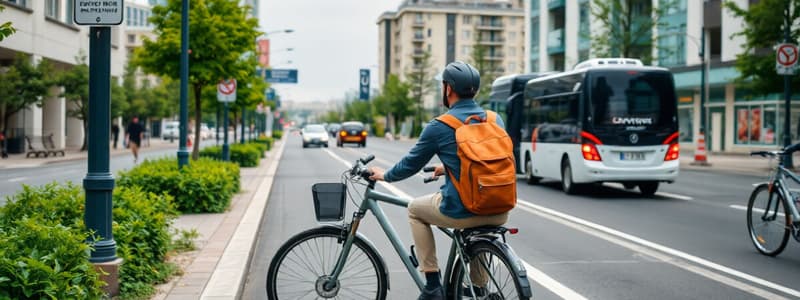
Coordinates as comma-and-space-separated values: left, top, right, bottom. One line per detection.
248, 142, 267, 158
273, 130, 283, 139
254, 136, 274, 151
199, 145, 222, 160
0, 218, 105, 299
118, 157, 240, 213
199, 144, 261, 167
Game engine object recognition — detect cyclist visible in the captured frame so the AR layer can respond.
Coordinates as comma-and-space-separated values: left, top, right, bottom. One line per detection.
369, 61, 510, 300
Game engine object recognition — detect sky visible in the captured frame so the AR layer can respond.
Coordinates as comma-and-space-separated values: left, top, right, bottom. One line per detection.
258, 0, 401, 103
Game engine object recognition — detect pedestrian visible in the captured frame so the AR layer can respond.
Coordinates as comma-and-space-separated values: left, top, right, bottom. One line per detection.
125, 117, 145, 164
111, 123, 119, 149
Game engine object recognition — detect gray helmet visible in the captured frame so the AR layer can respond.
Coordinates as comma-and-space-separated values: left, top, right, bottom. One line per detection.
442, 61, 480, 98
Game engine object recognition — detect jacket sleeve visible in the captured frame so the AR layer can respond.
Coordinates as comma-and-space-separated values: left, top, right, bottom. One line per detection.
384, 122, 441, 182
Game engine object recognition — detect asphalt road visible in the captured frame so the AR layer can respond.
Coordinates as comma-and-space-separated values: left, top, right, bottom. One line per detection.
243, 134, 800, 300
0, 140, 216, 204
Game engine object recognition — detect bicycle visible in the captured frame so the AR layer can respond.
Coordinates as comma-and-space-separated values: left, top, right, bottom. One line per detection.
747, 147, 800, 256
266, 154, 532, 299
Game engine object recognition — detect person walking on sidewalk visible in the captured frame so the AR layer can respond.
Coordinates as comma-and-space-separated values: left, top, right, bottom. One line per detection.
125, 117, 144, 163
111, 123, 120, 149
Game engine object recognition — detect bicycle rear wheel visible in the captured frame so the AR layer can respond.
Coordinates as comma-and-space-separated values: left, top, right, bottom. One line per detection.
266, 226, 388, 299
448, 241, 530, 300
747, 184, 791, 256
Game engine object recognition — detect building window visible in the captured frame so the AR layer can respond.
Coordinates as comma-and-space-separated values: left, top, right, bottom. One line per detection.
462, 46, 470, 55
508, 62, 516, 72
128, 34, 136, 44
463, 15, 472, 25
509, 47, 516, 56
508, 31, 516, 42
463, 30, 471, 39
46, 0, 60, 18
736, 104, 777, 145
427, 28, 432, 37
510, 17, 516, 26
66, 0, 74, 24
416, 13, 423, 22
427, 44, 432, 52
127, 7, 132, 26
662, 0, 686, 15
5, 0, 28, 8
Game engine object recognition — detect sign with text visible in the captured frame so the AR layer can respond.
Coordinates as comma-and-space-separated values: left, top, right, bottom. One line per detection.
217, 79, 237, 103
266, 88, 276, 100
776, 43, 798, 75
74, 0, 124, 26
359, 69, 370, 100
265, 69, 298, 84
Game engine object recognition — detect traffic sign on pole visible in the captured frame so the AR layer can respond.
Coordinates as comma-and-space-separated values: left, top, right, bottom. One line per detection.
74, 0, 123, 25
217, 79, 237, 102
776, 43, 798, 75
359, 69, 370, 100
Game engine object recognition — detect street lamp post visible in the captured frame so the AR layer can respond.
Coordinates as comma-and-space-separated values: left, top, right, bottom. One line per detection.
699, 27, 707, 153
177, 0, 190, 168
782, 2, 794, 168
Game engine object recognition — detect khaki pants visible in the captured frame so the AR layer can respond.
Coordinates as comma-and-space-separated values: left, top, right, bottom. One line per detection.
408, 193, 508, 284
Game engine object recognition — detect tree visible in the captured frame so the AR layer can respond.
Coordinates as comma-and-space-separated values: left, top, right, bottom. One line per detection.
343, 100, 372, 123
469, 30, 498, 101
0, 54, 52, 143
373, 74, 414, 135
725, 0, 800, 94
590, 0, 676, 64
405, 50, 435, 137
0, 6, 15, 41
58, 54, 90, 151
135, 0, 260, 159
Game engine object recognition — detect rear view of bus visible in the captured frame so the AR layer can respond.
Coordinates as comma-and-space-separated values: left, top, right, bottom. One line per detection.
577, 66, 679, 195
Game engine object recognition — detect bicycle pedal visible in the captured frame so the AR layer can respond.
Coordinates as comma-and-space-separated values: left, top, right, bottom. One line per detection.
409, 245, 419, 268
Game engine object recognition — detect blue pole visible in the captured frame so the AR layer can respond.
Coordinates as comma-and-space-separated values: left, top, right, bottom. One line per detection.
177, 0, 190, 168
84, 26, 116, 262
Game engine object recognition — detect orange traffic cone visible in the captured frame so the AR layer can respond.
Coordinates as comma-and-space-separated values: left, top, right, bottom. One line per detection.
690, 132, 711, 166
187, 136, 193, 147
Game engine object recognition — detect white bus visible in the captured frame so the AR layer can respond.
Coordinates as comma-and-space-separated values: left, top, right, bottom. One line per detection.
515, 59, 680, 195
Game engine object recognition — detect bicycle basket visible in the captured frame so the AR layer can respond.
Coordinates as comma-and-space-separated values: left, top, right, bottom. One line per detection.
312, 183, 347, 222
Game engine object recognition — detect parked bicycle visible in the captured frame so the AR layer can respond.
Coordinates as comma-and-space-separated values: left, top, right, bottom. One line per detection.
266, 154, 532, 299
747, 145, 800, 256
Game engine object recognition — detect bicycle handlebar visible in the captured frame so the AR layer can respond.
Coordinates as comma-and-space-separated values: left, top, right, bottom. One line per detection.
422, 165, 439, 184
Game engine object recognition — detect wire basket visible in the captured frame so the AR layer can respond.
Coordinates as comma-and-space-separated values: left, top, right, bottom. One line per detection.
312, 183, 347, 222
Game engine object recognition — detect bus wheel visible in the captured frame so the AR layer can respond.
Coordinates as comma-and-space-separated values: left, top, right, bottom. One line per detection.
525, 158, 541, 185
639, 182, 659, 196
561, 160, 579, 195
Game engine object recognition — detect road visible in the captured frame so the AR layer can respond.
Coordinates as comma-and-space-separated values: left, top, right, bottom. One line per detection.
243, 135, 800, 299
0, 140, 216, 204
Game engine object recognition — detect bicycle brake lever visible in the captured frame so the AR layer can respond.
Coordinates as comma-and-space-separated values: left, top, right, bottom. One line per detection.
423, 166, 436, 173
423, 176, 439, 183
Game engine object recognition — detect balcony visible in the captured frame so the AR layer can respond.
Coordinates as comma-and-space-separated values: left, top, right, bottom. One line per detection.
547, 28, 564, 54
548, 0, 565, 10
412, 19, 425, 28
412, 34, 425, 43
484, 52, 505, 61
476, 21, 504, 31
412, 49, 426, 57
477, 37, 506, 45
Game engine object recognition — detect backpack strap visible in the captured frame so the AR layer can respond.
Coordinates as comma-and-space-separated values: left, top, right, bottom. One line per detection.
486, 110, 497, 123
437, 114, 464, 129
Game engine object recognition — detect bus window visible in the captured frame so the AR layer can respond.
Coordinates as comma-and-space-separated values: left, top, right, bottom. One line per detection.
589, 71, 676, 128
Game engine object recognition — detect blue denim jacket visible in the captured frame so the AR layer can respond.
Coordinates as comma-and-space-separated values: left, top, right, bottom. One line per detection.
384, 99, 506, 218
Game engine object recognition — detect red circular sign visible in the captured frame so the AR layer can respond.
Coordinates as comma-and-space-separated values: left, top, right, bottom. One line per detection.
218, 79, 236, 95
777, 44, 798, 67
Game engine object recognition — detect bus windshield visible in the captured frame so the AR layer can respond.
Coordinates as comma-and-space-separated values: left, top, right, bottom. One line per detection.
588, 70, 676, 129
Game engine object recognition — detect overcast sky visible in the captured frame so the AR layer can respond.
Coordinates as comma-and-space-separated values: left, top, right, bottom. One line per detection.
258, 0, 401, 103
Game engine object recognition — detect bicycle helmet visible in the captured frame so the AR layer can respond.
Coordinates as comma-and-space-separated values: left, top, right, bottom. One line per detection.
442, 61, 480, 99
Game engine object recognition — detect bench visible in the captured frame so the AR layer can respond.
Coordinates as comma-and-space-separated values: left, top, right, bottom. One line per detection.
24, 136, 49, 158
43, 134, 65, 157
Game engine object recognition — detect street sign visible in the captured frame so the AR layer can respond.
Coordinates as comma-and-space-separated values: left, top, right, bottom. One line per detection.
74, 0, 123, 26
359, 69, 370, 100
217, 79, 237, 103
265, 69, 298, 83
776, 43, 798, 75
266, 88, 276, 100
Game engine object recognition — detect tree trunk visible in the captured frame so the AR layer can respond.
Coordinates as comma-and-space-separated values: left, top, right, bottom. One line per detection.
192, 85, 202, 160
233, 112, 238, 142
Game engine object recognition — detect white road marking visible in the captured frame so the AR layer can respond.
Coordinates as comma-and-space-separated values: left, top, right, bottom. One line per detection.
730, 204, 786, 217
323, 148, 587, 300
603, 183, 693, 201
518, 200, 798, 299
8, 177, 27, 183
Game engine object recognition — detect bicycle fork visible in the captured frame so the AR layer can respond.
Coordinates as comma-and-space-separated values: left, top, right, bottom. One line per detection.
323, 211, 365, 291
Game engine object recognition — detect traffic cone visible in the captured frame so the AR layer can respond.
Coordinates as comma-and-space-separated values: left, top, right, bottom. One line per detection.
690, 132, 711, 166
187, 136, 193, 147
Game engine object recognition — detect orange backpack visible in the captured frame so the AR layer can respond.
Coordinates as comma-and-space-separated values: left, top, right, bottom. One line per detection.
437, 111, 517, 215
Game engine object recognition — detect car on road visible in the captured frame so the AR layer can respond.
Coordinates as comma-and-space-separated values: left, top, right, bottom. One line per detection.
326, 123, 341, 137
301, 124, 329, 148
200, 124, 212, 140
162, 121, 179, 140
337, 121, 367, 147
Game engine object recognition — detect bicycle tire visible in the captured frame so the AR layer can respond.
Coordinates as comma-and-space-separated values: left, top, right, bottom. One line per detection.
747, 184, 791, 256
266, 226, 388, 300
447, 240, 530, 300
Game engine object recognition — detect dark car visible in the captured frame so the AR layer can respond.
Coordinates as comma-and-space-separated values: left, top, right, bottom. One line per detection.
326, 123, 341, 137
337, 121, 367, 147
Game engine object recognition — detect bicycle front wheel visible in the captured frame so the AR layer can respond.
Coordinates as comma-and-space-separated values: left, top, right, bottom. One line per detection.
747, 184, 791, 256
448, 241, 530, 300
266, 226, 388, 300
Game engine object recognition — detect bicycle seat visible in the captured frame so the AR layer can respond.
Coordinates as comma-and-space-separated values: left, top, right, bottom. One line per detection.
457, 226, 509, 238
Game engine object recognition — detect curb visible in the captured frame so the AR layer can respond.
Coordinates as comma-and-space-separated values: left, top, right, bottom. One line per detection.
200, 136, 287, 299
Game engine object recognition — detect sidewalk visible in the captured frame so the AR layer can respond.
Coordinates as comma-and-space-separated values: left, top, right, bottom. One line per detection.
152, 137, 286, 300
0, 137, 182, 169
679, 149, 789, 177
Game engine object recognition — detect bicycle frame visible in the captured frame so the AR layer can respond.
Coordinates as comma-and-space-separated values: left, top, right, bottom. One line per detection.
325, 181, 471, 293
767, 166, 800, 225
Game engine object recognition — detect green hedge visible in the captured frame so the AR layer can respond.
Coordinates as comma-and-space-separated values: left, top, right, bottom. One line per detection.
199, 143, 262, 167
118, 158, 240, 213
0, 183, 178, 299
273, 130, 283, 139
254, 137, 274, 151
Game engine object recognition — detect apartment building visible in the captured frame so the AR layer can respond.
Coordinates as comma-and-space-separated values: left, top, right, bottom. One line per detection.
1, 0, 127, 151
526, 0, 800, 153
377, 0, 526, 110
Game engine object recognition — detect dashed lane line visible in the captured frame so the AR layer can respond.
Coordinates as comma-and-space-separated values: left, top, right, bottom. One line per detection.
323, 148, 588, 300
730, 204, 786, 217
